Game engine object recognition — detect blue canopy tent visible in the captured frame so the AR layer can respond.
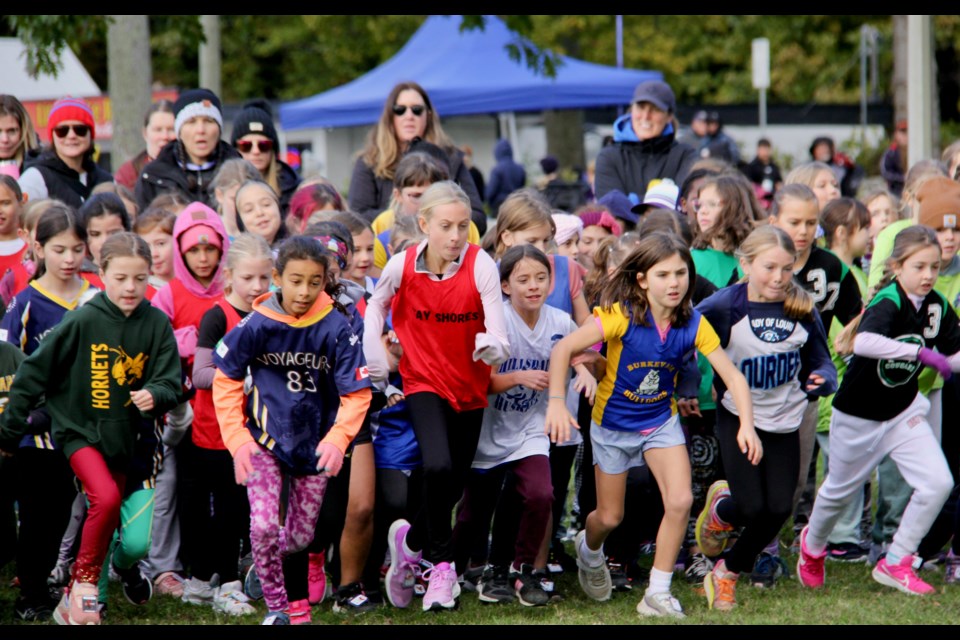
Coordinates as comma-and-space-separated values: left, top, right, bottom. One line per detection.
279, 15, 661, 130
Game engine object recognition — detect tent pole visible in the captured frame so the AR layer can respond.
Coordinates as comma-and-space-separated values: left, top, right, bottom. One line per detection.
508, 112, 520, 160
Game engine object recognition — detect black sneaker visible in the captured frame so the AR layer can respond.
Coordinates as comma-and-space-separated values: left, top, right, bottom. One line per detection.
477, 565, 514, 604
750, 551, 789, 588
684, 552, 714, 584
826, 542, 869, 563
607, 559, 632, 592
509, 564, 549, 607
14, 596, 55, 622
332, 582, 379, 614
547, 544, 578, 574
114, 562, 153, 605
460, 565, 485, 592
533, 568, 564, 603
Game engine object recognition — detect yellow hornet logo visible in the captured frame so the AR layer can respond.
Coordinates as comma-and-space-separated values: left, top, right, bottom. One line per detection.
109, 347, 148, 386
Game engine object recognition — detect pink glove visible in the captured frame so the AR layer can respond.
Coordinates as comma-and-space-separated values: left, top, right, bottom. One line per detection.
918, 347, 952, 380
315, 442, 344, 477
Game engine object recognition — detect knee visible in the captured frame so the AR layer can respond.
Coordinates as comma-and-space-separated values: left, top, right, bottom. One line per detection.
91, 485, 122, 520
663, 489, 693, 517
594, 507, 623, 532
525, 484, 554, 513
119, 534, 151, 563
422, 458, 453, 479
249, 519, 280, 547
921, 472, 954, 505
346, 497, 375, 528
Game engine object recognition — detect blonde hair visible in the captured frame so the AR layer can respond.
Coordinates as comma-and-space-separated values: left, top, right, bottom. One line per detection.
223, 232, 272, 294
861, 187, 900, 218
22, 198, 59, 234
942, 140, 960, 179
390, 214, 424, 250
901, 160, 947, 222
835, 225, 941, 354
210, 159, 261, 213
784, 161, 834, 190
735, 225, 814, 320
360, 82, 454, 181
494, 189, 556, 258
100, 232, 152, 273
417, 180, 470, 223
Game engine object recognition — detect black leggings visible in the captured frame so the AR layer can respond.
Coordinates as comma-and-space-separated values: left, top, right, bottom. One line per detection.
715, 405, 799, 575
364, 467, 423, 591
405, 392, 483, 564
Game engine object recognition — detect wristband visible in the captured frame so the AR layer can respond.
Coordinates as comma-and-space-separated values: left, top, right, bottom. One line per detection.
548, 395, 566, 400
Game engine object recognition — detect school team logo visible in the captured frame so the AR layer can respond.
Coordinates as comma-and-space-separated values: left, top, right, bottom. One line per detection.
750, 316, 795, 343
636, 370, 660, 395
111, 346, 148, 386
878, 334, 923, 388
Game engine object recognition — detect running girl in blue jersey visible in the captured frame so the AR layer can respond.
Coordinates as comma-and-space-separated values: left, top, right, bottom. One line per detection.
545, 231, 759, 618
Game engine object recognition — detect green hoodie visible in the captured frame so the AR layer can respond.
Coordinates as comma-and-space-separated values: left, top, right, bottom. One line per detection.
0, 291, 181, 470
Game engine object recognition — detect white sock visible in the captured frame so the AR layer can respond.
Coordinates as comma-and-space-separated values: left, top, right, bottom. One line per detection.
645, 567, 673, 595
578, 534, 604, 567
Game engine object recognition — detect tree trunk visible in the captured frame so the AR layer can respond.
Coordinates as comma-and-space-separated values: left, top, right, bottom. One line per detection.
107, 15, 152, 173
544, 109, 585, 175
892, 15, 908, 125
199, 16, 222, 99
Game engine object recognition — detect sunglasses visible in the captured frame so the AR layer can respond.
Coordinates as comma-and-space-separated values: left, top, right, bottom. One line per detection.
392, 104, 426, 117
53, 124, 90, 138
236, 139, 274, 153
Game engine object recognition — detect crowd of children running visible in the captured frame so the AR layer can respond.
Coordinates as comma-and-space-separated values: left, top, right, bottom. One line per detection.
2, 79, 960, 626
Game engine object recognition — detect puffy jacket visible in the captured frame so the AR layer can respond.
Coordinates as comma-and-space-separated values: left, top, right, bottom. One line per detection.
22, 150, 113, 209
349, 146, 487, 235
594, 116, 695, 203
136, 139, 240, 210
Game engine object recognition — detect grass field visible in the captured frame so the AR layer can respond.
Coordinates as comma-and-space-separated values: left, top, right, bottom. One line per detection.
3, 548, 958, 626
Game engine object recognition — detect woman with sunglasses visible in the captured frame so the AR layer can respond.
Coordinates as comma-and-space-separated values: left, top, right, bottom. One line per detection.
349, 82, 486, 235
18, 97, 112, 209
230, 101, 301, 216
0, 94, 40, 179
136, 89, 241, 211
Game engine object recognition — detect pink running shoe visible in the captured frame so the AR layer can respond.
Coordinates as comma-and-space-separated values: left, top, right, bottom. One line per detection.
307, 552, 327, 605
285, 598, 312, 625
421, 562, 460, 612
385, 519, 421, 609
796, 525, 826, 589
872, 555, 935, 595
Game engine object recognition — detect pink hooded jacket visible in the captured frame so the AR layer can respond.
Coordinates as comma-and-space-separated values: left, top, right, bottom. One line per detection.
152, 202, 231, 358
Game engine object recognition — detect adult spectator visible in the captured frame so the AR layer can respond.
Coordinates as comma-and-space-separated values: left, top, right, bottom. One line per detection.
461, 144, 485, 205
136, 88, 241, 211
704, 111, 740, 164
485, 139, 526, 213
879, 120, 907, 197
680, 110, 711, 154
594, 79, 696, 204
18, 97, 112, 208
743, 138, 783, 209
809, 135, 864, 198
348, 81, 486, 234
114, 100, 176, 191
0, 95, 40, 178
230, 100, 301, 215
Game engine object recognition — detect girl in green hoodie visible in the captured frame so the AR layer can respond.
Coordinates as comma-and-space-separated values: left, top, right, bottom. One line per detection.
0, 232, 181, 625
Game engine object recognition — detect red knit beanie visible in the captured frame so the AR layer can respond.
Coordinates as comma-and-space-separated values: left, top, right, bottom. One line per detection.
47, 97, 96, 141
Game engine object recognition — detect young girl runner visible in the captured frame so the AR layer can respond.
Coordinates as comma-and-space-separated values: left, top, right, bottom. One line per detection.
0, 205, 94, 620
0, 176, 27, 288
211, 159, 261, 240
768, 184, 863, 561
213, 235, 372, 625
495, 189, 589, 324
784, 161, 841, 212
691, 175, 755, 289
332, 210, 378, 291
0, 232, 182, 625
694, 225, 837, 611
453, 245, 598, 606
181, 233, 274, 616
235, 179, 285, 250
799, 225, 960, 595
575, 205, 622, 271
546, 232, 759, 618
78, 193, 131, 290
367, 181, 510, 613
133, 208, 177, 292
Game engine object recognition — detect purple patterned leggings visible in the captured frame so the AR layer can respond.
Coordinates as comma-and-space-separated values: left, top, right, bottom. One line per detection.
247, 449, 328, 612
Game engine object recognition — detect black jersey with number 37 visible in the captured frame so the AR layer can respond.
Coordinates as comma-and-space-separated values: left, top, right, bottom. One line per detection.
833, 281, 960, 422
795, 247, 863, 331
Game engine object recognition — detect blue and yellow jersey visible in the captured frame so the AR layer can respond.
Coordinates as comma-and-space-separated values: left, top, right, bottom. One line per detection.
592, 303, 719, 432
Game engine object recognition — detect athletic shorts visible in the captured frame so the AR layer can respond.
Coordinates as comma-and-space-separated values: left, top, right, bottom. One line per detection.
590, 413, 686, 474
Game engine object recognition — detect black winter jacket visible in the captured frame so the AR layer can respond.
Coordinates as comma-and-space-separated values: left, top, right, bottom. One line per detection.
24, 150, 113, 209
136, 140, 241, 211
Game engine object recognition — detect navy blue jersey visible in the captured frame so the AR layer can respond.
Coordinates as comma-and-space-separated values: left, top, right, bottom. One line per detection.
697, 283, 836, 433
214, 294, 371, 475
